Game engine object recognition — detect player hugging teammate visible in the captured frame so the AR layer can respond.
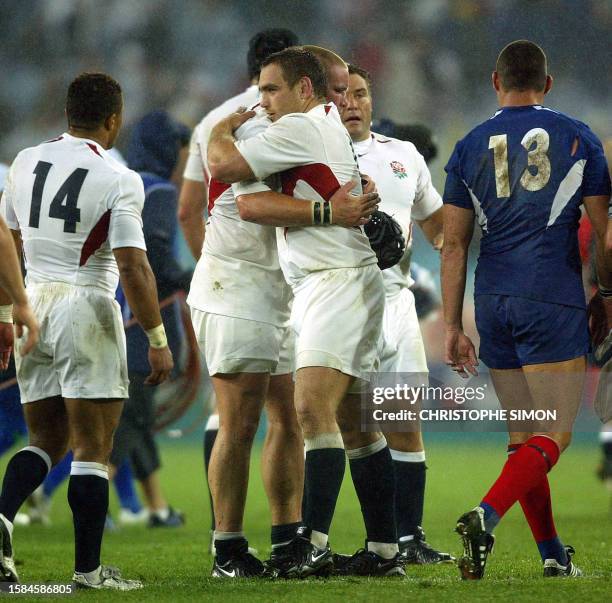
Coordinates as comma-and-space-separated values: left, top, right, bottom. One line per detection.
0, 32, 610, 590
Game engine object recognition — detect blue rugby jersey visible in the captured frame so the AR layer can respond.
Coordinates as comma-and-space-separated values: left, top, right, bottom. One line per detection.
444, 105, 610, 308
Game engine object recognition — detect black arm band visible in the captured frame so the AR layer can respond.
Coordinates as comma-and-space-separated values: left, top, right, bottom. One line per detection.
323, 201, 332, 225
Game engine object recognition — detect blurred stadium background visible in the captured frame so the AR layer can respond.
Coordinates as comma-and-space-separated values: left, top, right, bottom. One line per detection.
0, 1, 610, 596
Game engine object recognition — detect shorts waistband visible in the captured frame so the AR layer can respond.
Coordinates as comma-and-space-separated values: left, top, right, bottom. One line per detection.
26, 282, 114, 298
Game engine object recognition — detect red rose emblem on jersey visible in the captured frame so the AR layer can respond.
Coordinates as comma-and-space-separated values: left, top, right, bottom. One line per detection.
390, 160, 407, 179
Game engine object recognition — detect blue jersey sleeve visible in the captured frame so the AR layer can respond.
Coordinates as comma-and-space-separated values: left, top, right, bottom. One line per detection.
581, 126, 611, 198
443, 142, 473, 209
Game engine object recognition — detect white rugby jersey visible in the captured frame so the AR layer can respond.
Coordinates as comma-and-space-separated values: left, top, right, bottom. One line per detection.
235, 103, 377, 284
353, 132, 442, 294
183, 85, 260, 183
1, 133, 146, 296
187, 111, 291, 326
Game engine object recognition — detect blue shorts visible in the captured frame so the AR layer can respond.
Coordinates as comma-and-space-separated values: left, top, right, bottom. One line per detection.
475, 294, 589, 369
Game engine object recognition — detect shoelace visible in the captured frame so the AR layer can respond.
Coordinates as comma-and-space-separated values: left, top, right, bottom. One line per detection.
100, 566, 122, 581
344, 550, 378, 572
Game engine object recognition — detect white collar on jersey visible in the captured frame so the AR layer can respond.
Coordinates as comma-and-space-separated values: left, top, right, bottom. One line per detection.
353, 132, 393, 156
492, 104, 544, 118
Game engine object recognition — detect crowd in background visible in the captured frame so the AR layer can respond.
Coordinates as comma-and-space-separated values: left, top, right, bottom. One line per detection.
2, 0, 610, 173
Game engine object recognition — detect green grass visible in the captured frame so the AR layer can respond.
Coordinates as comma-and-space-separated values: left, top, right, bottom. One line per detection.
2, 437, 610, 601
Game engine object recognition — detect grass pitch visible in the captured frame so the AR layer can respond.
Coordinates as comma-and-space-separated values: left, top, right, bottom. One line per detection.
2, 435, 610, 602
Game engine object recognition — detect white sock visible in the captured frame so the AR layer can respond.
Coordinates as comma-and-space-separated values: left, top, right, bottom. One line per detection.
75, 565, 102, 582
310, 529, 328, 550
367, 541, 399, 559
153, 507, 170, 521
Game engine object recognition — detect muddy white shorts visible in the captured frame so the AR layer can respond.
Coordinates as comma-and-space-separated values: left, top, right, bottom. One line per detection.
291, 264, 384, 382
190, 309, 294, 376
379, 287, 428, 374
15, 283, 129, 403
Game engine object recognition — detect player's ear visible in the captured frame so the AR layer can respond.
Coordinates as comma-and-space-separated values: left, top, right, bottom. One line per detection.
492, 71, 501, 92
543, 74, 553, 95
299, 76, 314, 100
105, 113, 119, 133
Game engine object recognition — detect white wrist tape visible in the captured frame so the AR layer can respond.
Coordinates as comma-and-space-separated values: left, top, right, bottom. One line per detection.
0, 305, 13, 323
146, 324, 168, 349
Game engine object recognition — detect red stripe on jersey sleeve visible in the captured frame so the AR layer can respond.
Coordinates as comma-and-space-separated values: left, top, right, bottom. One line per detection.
43, 136, 64, 144
87, 143, 102, 157
208, 178, 231, 214
281, 163, 340, 200
80, 210, 111, 266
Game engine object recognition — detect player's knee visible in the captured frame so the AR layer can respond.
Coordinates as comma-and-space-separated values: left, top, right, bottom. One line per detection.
29, 434, 69, 466
226, 415, 261, 444
296, 405, 334, 437
71, 432, 113, 463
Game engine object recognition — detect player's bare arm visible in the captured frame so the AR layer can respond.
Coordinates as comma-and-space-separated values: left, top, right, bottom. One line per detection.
236, 181, 378, 228
207, 111, 256, 183
113, 246, 173, 385
0, 222, 39, 366
416, 206, 444, 251
440, 204, 478, 377
178, 177, 207, 260
584, 194, 612, 346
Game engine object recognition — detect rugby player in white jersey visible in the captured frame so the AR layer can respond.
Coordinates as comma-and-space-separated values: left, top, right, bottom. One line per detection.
340, 64, 453, 564
208, 47, 403, 577
0, 73, 173, 589
178, 30, 299, 550
190, 93, 379, 579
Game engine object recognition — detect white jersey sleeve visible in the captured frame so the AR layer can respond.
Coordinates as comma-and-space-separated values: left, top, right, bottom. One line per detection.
235, 114, 317, 180
183, 124, 205, 182
0, 161, 19, 229
232, 114, 277, 196
108, 171, 147, 250
411, 152, 442, 221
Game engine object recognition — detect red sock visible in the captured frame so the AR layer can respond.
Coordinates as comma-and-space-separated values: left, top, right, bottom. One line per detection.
509, 443, 558, 542
482, 436, 560, 519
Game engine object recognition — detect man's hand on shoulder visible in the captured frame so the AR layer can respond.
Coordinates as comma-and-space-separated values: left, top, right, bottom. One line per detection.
223, 108, 256, 134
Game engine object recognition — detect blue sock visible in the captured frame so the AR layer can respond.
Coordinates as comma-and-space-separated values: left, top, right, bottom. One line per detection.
537, 537, 568, 564
113, 460, 142, 514
480, 502, 500, 533
43, 451, 73, 497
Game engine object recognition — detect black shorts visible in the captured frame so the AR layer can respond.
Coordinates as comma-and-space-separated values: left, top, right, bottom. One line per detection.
110, 373, 160, 480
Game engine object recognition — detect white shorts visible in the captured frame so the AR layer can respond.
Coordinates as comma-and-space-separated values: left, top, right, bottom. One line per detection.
379, 288, 428, 374
15, 283, 129, 403
291, 264, 384, 382
190, 309, 294, 376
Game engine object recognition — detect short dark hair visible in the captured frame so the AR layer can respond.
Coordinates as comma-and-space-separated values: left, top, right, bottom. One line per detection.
261, 47, 327, 99
348, 64, 372, 93
496, 40, 548, 92
247, 28, 299, 80
66, 72, 122, 129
